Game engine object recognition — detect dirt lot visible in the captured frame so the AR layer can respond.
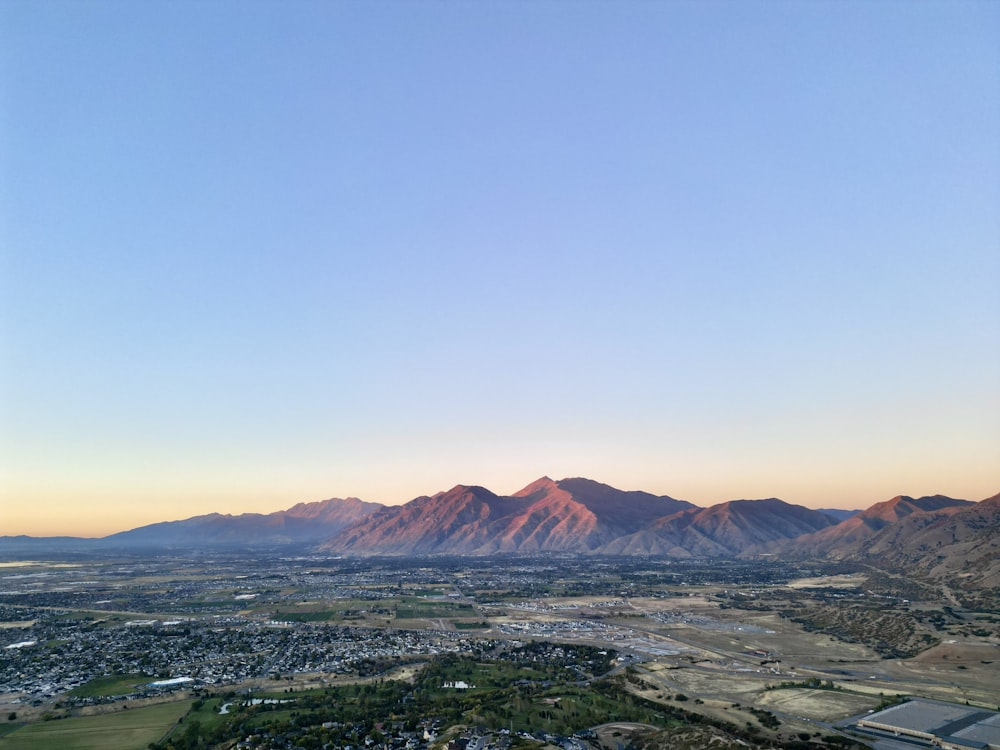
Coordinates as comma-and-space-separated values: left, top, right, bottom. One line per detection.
641, 663, 777, 703
613, 597, 882, 666
786, 575, 864, 589
608, 596, 998, 729
754, 688, 875, 720
880, 639, 1000, 706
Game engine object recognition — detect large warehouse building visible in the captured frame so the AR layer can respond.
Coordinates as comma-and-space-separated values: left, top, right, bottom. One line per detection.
855, 699, 1000, 750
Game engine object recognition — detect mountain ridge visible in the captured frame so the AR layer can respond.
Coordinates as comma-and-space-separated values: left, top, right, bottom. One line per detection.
99, 496, 383, 548
773, 494, 976, 559
322, 477, 695, 555
2, 480, 994, 570
320, 479, 840, 556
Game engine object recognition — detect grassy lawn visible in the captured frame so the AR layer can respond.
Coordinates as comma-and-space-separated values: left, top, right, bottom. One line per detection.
159, 697, 230, 742
275, 609, 339, 622
69, 674, 151, 698
0, 701, 191, 750
395, 600, 474, 619
409, 587, 450, 596
0, 725, 19, 740
272, 598, 393, 623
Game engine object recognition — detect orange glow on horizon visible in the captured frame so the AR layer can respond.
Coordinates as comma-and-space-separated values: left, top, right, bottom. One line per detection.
5, 472, 997, 539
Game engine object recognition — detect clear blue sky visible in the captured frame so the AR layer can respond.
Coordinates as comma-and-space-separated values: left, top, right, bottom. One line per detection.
2, 1, 998, 535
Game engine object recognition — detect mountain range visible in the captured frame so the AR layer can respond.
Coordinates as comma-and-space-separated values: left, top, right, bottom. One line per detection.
325, 477, 696, 555
0, 496, 381, 553
775, 494, 976, 558
2, 478, 996, 587
102, 496, 382, 548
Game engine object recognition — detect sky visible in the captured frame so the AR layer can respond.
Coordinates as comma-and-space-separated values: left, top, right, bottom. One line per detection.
1, 1, 998, 537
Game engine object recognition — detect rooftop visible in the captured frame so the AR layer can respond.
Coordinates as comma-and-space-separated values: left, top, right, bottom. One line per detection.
858, 700, 1000, 750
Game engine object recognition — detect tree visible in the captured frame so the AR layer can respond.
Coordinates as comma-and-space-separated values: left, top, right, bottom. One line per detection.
181, 718, 203, 748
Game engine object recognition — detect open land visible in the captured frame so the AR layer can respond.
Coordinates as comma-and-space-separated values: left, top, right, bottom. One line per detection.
0, 554, 996, 750
0, 699, 190, 750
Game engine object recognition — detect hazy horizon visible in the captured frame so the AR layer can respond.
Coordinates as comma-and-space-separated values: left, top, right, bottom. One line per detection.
2, 2, 998, 539
6, 473, 995, 539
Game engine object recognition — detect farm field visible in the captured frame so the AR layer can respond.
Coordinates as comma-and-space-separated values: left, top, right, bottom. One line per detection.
69, 674, 151, 698
0, 700, 190, 750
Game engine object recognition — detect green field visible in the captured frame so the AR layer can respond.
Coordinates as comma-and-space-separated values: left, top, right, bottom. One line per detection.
394, 600, 474, 619
0, 726, 18, 740
156, 696, 231, 743
268, 596, 474, 624
69, 674, 151, 698
271, 598, 393, 623
275, 609, 339, 622
0, 701, 191, 750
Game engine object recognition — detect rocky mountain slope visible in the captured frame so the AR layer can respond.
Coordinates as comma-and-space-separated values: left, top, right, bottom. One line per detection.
321, 479, 841, 556
100, 496, 383, 548
851, 493, 1000, 603
775, 494, 975, 558
599, 498, 837, 556
4, 479, 994, 568
816, 508, 861, 522
323, 477, 694, 555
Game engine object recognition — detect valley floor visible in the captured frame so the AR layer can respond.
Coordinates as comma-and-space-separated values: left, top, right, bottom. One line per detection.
0, 554, 996, 750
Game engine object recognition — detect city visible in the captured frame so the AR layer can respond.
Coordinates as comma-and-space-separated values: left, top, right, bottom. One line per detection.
1, 554, 996, 750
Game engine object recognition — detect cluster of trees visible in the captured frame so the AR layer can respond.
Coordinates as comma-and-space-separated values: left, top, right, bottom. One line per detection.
148, 645, 873, 750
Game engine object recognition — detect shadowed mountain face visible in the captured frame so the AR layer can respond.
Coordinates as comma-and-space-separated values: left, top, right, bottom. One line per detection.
322, 477, 695, 555
775, 495, 976, 559
599, 498, 838, 556
817, 508, 861, 522
100, 497, 383, 548
325, 485, 524, 555
833, 494, 1000, 598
